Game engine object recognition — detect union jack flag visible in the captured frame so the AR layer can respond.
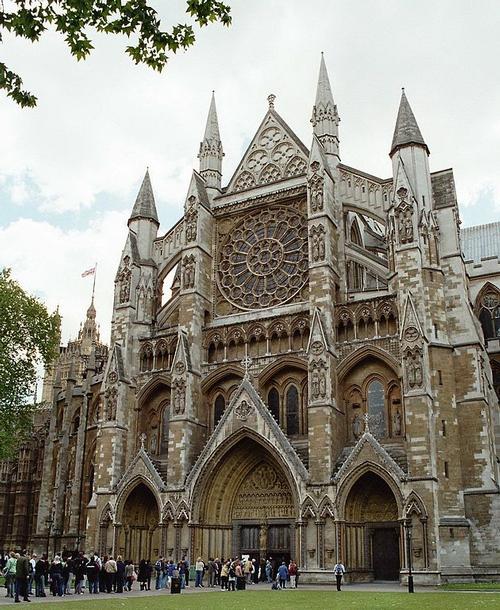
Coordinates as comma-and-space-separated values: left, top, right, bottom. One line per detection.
81, 267, 96, 278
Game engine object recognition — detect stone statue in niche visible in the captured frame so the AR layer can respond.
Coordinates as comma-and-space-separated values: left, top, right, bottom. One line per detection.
405, 348, 423, 389
173, 379, 186, 415
104, 386, 117, 420
352, 414, 362, 439
118, 256, 131, 303
308, 162, 324, 212
310, 359, 327, 400
393, 410, 402, 436
310, 225, 326, 262
395, 188, 414, 245
185, 197, 198, 243
182, 255, 196, 289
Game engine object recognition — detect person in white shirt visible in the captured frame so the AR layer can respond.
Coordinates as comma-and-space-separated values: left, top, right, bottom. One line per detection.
333, 561, 346, 591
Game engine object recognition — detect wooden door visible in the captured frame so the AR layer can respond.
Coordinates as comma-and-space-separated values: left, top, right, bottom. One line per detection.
372, 528, 400, 580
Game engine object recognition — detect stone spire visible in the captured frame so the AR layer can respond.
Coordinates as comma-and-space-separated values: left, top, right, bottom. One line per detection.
80, 298, 100, 347
311, 53, 340, 163
128, 169, 159, 226
390, 89, 429, 157
198, 92, 224, 192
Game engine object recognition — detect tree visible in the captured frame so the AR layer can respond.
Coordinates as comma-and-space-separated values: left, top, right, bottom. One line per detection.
0, 268, 60, 458
0, 0, 232, 107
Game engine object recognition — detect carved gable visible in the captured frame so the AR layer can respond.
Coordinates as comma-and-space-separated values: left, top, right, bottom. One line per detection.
226, 108, 309, 194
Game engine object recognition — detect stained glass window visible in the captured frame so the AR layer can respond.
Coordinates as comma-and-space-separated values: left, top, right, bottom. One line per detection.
367, 379, 386, 438
268, 388, 280, 424
214, 395, 225, 426
286, 385, 299, 435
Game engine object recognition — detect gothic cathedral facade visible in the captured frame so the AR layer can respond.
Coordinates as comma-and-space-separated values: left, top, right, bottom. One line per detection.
2, 56, 500, 584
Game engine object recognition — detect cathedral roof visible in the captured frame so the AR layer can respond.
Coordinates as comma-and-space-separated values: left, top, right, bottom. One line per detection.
129, 169, 159, 225
390, 90, 429, 156
462, 221, 500, 262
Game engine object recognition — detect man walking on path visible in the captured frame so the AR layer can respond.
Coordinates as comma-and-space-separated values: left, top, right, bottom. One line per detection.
333, 560, 346, 591
277, 561, 288, 589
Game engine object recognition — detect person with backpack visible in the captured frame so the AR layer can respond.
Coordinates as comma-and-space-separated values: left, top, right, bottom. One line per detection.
277, 561, 288, 589
227, 561, 236, 591
86, 554, 99, 594
333, 560, 346, 591
154, 556, 164, 590
3, 551, 17, 598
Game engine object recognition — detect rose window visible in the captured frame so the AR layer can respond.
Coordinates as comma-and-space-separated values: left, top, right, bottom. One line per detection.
218, 206, 308, 310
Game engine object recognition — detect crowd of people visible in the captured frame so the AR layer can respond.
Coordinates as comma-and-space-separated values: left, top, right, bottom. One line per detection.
1, 550, 304, 602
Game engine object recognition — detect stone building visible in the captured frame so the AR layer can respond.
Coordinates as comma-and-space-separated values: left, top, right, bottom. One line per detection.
2, 56, 500, 584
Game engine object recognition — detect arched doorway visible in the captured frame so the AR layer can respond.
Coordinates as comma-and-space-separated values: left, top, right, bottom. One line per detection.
193, 436, 298, 563
117, 483, 160, 563
344, 472, 400, 581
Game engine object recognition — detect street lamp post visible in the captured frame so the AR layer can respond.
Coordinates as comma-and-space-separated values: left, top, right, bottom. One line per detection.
405, 517, 414, 593
45, 518, 54, 558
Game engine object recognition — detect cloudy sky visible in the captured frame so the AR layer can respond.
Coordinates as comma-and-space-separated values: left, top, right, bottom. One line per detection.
1, 0, 499, 353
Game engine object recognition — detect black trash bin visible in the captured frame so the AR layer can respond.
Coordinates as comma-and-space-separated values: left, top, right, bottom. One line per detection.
170, 577, 181, 594
236, 576, 246, 590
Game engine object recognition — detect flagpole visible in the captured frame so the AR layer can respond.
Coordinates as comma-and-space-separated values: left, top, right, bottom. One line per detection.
92, 263, 97, 304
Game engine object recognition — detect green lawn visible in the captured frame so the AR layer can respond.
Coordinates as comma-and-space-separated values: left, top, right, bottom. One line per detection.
4, 591, 500, 609
441, 582, 500, 591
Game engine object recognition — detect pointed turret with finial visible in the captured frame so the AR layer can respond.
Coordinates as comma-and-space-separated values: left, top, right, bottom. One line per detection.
198, 92, 224, 195
311, 53, 340, 165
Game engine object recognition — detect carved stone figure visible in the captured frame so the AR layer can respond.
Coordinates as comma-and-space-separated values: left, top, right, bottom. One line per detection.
308, 164, 324, 213
118, 257, 131, 303
310, 359, 327, 400
405, 348, 423, 389
393, 410, 402, 436
173, 379, 186, 415
182, 255, 196, 289
310, 225, 326, 262
104, 386, 118, 421
185, 197, 198, 242
235, 399, 252, 420
352, 414, 362, 439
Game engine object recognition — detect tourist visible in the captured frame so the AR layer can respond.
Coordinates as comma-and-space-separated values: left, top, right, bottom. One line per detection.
3, 551, 17, 598
124, 560, 135, 591
116, 556, 125, 593
333, 560, 346, 591
104, 555, 117, 593
167, 559, 175, 588
177, 560, 186, 589
207, 557, 215, 587
28, 553, 36, 595
99, 555, 107, 592
252, 558, 259, 584
277, 561, 288, 589
34, 554, 48, 597
154, 555, 164, 589
138, 559, 148, 591
86, 554, 99, 594
244, 556, 253, 584
265, 558, 272, 583
74, 552, 87, 594
14, 549, 31, 603
288, 560, 297, 588
63, 554, 73, 595
220, 560, 229, 590
214, 557, 221, 586
49, 555, 64, 597
227, 561, 236, 591
182, 556, 190, 587
259, 557, 266, 582
195, 556, 205, 587
145, 559, 153, 590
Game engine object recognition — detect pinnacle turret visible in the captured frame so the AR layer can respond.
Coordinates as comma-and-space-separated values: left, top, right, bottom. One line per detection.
311, 53, 340, 163
390, 89, 429, 157
198, 92, 224, 192
128, 169, 159, 226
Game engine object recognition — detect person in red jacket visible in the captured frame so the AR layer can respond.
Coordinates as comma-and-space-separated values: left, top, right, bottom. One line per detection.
288, 560, 297, 588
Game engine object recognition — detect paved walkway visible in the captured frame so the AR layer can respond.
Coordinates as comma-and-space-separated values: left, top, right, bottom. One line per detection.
0, 582, 453, 605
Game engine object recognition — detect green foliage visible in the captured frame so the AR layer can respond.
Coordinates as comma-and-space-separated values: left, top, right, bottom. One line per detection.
0, 0, 232, 107
0, 268, 60, 458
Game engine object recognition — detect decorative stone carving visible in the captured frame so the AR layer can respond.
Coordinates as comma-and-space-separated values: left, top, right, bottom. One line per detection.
394, 187, 414, 244
310, 359, 327, 400
404, 326, 419, 342
352, 414, 362, 439
310, 340, 324, 355
393, 410, 402, 436
404, 347, 423, 389
174, 362, 185, 375
185, 196, 198, 243
310, 224, 326, 262
104, 386, 118, 421
308, 161, 324, 213
235, 399, 252, 420
182, 255, 196, 289
172, 379, 186, 415
118, 256, 131, 303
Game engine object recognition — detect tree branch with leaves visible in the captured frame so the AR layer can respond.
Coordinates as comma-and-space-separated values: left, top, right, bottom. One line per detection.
0, 268, 60, 458
0, 0, 232, 107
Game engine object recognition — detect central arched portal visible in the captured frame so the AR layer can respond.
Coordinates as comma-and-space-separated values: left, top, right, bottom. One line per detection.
117, 483, 160, 563
344, 472, 401, 581
193, 437, 298, 563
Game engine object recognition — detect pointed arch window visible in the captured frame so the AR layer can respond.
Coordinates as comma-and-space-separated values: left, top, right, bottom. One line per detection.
267, 388, 280, 423
367, 379, 386, 438
478, 290, 500, 340
285, 385, 299, 436
214, 395, 225, 427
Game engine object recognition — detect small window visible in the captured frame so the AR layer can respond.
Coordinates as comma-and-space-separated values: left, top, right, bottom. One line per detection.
367, 380, 386, 438
268, 388, 280, 423
286, 386, 299, 436
444, 461, 449, 478
214, 395, 225, 427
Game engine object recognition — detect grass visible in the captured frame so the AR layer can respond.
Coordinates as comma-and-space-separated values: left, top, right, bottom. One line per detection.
3, 590, 500, 609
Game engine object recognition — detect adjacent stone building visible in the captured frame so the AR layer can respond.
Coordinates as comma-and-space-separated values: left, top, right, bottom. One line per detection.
1, 56, 500, 583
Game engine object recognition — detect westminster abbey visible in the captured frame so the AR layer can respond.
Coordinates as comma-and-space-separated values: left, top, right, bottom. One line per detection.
1, 56, 500, 584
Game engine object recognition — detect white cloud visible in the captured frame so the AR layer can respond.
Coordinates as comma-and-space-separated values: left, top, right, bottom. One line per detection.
0, 212, 128, 344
